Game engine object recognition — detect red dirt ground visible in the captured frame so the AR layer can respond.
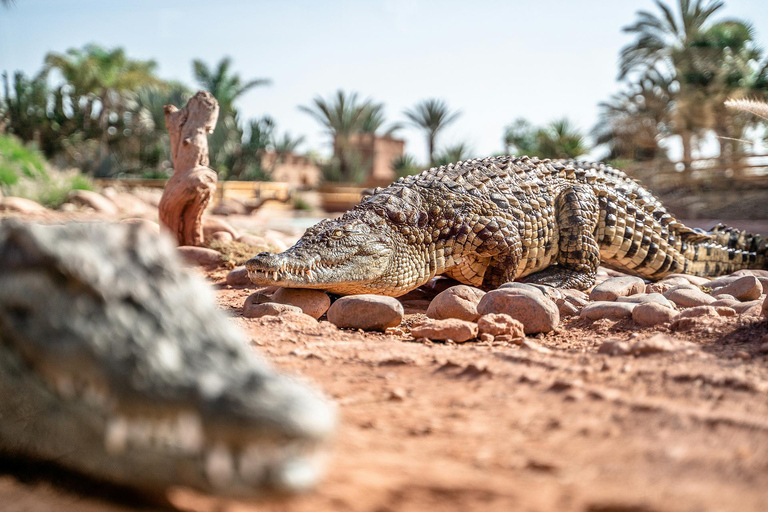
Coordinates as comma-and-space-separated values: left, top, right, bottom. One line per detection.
1, 212, 768, 512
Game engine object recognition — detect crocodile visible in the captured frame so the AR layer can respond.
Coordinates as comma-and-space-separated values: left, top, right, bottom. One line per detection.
0, 220, 335, 501
247, 156, 768, 296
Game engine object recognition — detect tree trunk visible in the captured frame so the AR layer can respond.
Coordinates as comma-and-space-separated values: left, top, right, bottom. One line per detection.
680, 130, 693, 174
159, 91, 219, 246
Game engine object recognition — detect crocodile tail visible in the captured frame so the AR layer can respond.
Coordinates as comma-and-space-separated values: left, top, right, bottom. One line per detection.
682, 223, 768, 276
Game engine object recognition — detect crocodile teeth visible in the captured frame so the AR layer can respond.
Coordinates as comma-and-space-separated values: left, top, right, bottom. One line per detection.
206, 444, 235, 488
273, 271, 278, 280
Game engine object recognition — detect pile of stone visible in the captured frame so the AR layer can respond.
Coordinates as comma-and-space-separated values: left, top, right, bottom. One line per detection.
227, 264, 767, 344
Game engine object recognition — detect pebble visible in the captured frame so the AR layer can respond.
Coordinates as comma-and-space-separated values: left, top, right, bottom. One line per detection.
678, 306, 722, 318
663, 273, 711, 286
327, 294, 404, 331
658, 277, 697, 289
710, 297, 740, 309
580, 302, 637, 321
711, 275, 762, 302
244, 302, 303, 318
203, 218, 240, 241
410, 318, 478, 343
426, 285, 486, 322
477, 289, 559, 334
0, 196, 47, 213
763, 296, 768, 318
237, 234, 269, 249
177, 246, 222, 267
120, 218, 161, 233
498, 282, 544, 295
733, 299, 763, 314
597, 340, 630, 356
630, 334, 693, 355
477, 313, 525, 338
243, 290, 275, 310
65, 190, 118, 214
226, 266, 252, 286
210, 231, 234, 243
272, 288, 331, 319
664, 287, 716, 308
616, 293, 675, 309
706, 275, 738, 290
589, 276, 646, 302
646, 282, 671, 294
632, 303, 679, 326
557, 300, 581, 317
276, 310, 319, 330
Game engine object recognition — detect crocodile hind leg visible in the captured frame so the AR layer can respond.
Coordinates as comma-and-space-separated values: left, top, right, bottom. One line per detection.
521, 185, 600, 290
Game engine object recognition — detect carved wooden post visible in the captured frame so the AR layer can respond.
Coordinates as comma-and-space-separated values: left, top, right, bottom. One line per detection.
159, 91, 219, 246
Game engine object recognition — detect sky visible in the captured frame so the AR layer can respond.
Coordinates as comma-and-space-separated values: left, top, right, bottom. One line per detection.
1, 0, 767, 163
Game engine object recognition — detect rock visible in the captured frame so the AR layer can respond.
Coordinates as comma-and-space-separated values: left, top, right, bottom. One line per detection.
715, 306, 737, 317
177, 246, 222, 267
104, 191, 155, 216
410, 318, 478, 343
212, 199, 247, 216
521, 339, 552, 354
120, 218, 161, 233
741, 304, 764, 318
597, 339, 630, 356
237, 234, 269, 249
711, 275, 762, 302
589, 276, 646, 302
632, 303, 679, 326
759, 277, 768, 295
630, 334, 693, 355
210, 231, 234, 243
276, 310, 319, 330
733, 299, 763, 314
498, 282, 544, 295
0, 196, 47, 213
557, 300, 581, 317
710, 297, 741, 309
561, 288, 589, 302
580, 301, 636, 321
763, 296, 768, 318
477, 289, 559, 334
732, 269, 768, 278
244, 302, 303, 318
705, 275, 738, 290
616, 292, 675, 309
327, 295, 403, 331
272, 288, 330, 319
263, 230, 289, 252
664, 287, 716, 308
226, 266, 251, 286
65, 190, 118, 214
477, 313, 525, 338
244, 290, 274, 310
426, 285, 485, 322
678, 306, 720, 318
663, 273, 711, 286
203, 217, 239, 241
645, 282, 671, 294
659, 277, 698, 289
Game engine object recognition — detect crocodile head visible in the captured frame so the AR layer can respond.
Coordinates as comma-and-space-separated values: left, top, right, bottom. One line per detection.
0, 221, 335, 500
246, 208, 423, 297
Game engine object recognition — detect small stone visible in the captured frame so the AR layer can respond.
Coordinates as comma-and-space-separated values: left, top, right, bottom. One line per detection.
272, 288, 331, 319
678, 306, 720, 319
630, 334, 693, 356
225, 266, 251, 286
477, 289, 559, 334
663, 273, 712, 286
733, 300, 763, 314
244, 290, 273, 310
714, 306, 737, 317
276, 310, 319, 330
706, 275, 738, 290
478, 333, 494, 343
659, 277, 698, 289
589, 276, 646, 302
712, 275, 762, 301
632, 302, 679, 326
557, 300, 581, 317
762, 296, 768, 318
203, 217, 239, 241
327, 294, 404, 331
664, 287, 716, 307
244, 302, 303, 318
646, 282, 671, 294
477, 313, 525, 338
410, 318, 478, 343
498, 282, 544, 295
0, 196, 47, 213
177, 246, 222, 267
210, 230, 234, 243
237, 234, 269, 249
65, 190, 118, 214
734, 351, 751, 360
616, 292, 674, 309
120, 218, 161, 233
521, 339, 552, 354
597, 339, 630, 356
580, 301, 636, 321
426, 285, 486, 322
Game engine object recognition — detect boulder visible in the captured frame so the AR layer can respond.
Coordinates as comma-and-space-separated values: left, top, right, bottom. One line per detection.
272, 288, 330, 319
426, 285, 486, 322
410, 318, 478, 343
477, 289, 559, 334
327, 295, 404, 331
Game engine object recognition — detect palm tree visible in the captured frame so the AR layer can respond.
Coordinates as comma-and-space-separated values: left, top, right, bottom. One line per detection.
433, 143, 473, 167
535, 119, 589, 159
619, 0, 729, 167
299, 90, 374, 181
403, 99, 461, 166
360, 103, 401, 136
503, 118, 538, 156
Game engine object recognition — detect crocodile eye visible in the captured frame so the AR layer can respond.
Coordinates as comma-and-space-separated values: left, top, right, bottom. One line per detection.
331, 229, 344, 239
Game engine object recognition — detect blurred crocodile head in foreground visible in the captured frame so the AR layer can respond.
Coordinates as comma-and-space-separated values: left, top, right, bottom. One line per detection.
0, 220, 335, 500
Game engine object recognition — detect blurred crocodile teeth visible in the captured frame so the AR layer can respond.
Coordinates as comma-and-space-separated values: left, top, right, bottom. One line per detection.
104, 412, 204, 455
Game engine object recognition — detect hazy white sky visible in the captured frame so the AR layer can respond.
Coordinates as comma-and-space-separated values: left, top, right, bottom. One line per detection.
1, 0, 767, 163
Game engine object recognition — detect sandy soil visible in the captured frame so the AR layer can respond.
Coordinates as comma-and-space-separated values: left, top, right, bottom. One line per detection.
1, 210, 768, 512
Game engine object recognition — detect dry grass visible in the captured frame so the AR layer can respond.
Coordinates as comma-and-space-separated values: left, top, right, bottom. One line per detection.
206, 239, 272, 268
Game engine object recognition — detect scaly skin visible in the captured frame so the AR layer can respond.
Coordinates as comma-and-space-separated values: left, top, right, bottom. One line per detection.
247, 156, 768, 296
0, 220, 335, 499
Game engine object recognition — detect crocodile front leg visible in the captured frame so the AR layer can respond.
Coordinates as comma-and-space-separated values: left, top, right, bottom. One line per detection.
522, 184, 600, 290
